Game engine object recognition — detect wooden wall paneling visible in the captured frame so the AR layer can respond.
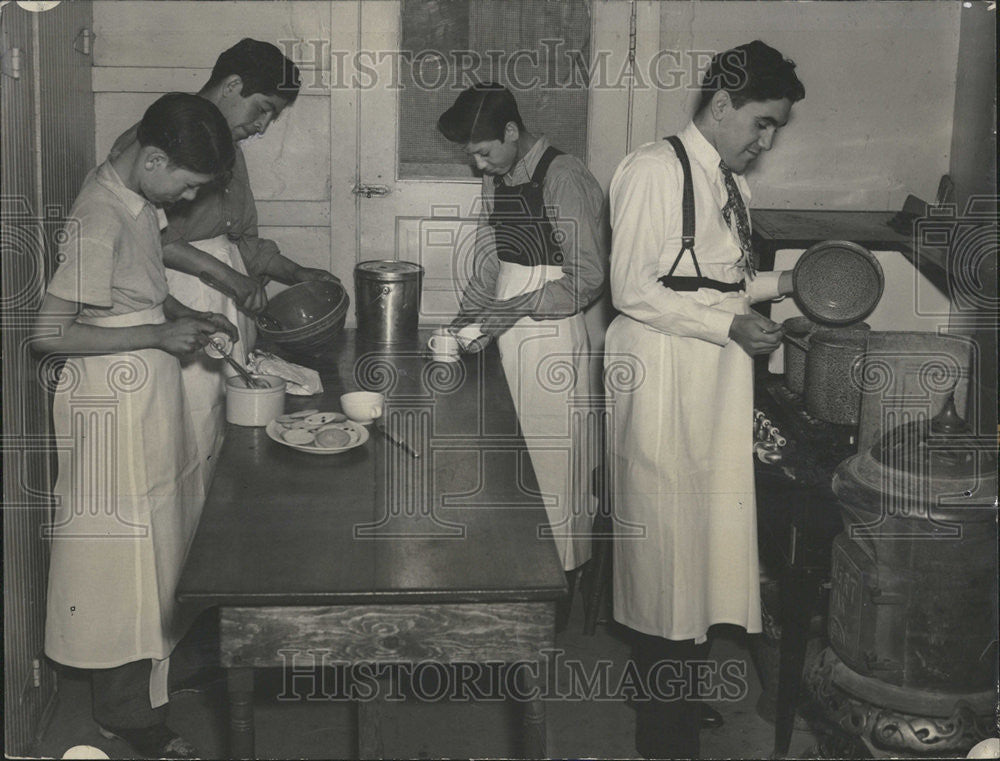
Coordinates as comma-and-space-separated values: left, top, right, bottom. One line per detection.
38, 1, 97, 218
327, 1, 361, 325
1, 2, 78, 753
92, 1, 331, 69
91, 0, 346, 318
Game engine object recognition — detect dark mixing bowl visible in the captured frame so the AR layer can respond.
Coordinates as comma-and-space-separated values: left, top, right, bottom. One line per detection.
256, 280, 349, 357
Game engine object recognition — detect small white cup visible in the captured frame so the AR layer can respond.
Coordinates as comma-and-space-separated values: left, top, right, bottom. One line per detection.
340, 391, 384, 425
427, 327, 460, 362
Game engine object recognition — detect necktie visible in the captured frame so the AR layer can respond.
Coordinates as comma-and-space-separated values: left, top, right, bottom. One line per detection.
720, 161, 757, 278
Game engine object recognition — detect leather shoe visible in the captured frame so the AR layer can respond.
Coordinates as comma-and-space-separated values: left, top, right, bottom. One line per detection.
98, 723, 198, 759
701, 704, 724, 729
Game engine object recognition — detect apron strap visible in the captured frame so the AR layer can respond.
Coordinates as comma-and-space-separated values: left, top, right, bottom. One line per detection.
530, 146, 564, 186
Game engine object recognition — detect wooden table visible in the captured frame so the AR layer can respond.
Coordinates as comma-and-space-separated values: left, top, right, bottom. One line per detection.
176, 329, 567, 759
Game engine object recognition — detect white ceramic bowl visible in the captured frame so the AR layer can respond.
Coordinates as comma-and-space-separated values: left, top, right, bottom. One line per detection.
225, 374, 286, 426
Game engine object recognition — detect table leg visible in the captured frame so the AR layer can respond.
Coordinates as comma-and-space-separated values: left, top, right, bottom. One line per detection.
520, 664, 547, 759
773, 562, 824, 758
227, 666, 255, 759
357, 675, 386, 760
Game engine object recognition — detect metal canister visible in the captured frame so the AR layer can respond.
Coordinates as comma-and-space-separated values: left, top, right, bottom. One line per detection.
804, 325, 870, 425
354, 260, 424, 344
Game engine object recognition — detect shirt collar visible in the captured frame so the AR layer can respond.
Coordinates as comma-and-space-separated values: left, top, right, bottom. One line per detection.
95, 160, 151, 219
679, 121, 723, 177
498, 135, 551, 186
678, 120, 751, 201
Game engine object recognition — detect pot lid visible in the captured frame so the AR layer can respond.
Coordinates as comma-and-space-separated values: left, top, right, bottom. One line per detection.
793, 240, 884, 325
355, 260, 424, 281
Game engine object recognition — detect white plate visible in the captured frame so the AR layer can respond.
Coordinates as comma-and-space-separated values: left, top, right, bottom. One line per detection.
266, 418, 369, 455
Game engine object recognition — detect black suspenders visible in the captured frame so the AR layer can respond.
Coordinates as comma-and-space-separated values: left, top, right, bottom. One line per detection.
657, 136, 745, 294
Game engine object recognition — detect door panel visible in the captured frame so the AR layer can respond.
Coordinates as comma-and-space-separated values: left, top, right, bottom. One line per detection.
358, 0, 480, 325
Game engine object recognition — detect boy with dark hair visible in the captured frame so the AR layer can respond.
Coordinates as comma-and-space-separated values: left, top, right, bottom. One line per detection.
439, 84, 608, 621
36, 92, 238, 760
606, 41, 804, 758
203, 36, 302, 104
110, 39, 336, 488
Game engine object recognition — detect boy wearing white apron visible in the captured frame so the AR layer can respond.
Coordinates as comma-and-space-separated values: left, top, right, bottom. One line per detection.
35, 94, 237, 759
607, 42, 804, 758
438, 84, 608, 628
110, 40, 339, 489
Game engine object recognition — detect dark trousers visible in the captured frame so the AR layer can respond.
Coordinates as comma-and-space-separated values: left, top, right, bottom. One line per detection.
91, 659, 166, 730
90, 608, 219, 730
631, 630, 712, 760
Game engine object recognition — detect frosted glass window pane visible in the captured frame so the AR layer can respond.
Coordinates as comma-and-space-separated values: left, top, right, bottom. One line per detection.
399, 0, 591, 179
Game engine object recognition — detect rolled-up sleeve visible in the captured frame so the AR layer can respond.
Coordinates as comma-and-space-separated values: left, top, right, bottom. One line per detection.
456, 210, 500, 317
609, 153, 734, 346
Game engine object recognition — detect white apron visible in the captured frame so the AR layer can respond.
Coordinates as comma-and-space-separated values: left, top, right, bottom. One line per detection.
166, 235, 256, 489
605, 294, 761, 643
45, 306, 206, 705
496, 262, 596, 571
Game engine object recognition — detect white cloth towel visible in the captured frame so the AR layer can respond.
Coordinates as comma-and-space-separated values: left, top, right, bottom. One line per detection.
246, 351, 323, 396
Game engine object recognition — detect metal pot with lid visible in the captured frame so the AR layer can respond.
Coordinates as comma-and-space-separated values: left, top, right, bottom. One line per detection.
354, 260, 424, 344
781, 240, 884, 422
801, 323, 870, 425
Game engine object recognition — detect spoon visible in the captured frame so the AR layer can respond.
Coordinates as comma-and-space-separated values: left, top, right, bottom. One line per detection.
256, 311, 285, 331
209, 336, 265, 389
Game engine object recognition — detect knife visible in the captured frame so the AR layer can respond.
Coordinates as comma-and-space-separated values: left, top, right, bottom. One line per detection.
374, 420, 420, 458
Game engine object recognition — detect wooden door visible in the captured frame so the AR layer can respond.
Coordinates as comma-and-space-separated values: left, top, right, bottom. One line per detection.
2, 1, 96, 752
356, 0, 600, 326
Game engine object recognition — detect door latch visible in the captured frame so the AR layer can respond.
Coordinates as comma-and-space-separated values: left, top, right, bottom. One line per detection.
351, 184, 391, 199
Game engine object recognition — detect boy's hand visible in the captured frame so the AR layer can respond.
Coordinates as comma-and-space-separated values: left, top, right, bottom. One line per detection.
156, 317, 216, 356
198, 312, 239, 343
294, 266, 341, 285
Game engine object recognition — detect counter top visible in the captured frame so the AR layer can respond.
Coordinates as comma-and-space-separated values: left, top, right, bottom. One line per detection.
177, 329, 568, 607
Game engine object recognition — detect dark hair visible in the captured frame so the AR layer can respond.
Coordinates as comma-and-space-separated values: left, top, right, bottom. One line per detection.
204, 38, 301, 104
695, 40, 805, 115
437, 83, 526, 144
137, 93, 236, 177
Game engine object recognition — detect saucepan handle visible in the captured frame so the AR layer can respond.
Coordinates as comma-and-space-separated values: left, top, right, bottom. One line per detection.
784, 332, 809, 352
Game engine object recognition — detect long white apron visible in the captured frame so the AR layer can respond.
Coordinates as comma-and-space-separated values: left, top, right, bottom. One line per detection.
606, 295, 761, 643
166, 235, 256, 489
495, 262, 596, 571
45, 306, 206, 693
